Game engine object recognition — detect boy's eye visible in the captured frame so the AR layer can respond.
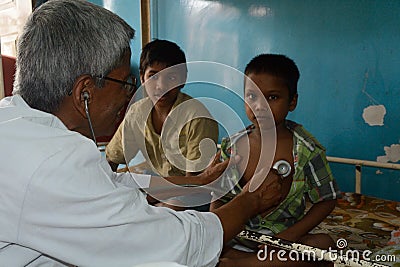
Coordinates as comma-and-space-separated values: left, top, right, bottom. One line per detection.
267, 95, 278, 100
148, 73, 178, 82
148, 73, 158, 80
245, 93, 256, 100
167, 74, 177, 81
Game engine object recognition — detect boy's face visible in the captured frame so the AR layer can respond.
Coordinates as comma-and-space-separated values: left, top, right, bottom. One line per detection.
244, 72, 297, 130
140, 62, 186, 108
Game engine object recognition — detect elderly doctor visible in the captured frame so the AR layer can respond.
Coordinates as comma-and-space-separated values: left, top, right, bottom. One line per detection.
0, 0, 282, 266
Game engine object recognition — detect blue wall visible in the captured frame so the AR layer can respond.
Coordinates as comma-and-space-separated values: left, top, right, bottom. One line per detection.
93, 0, 400, 201
89, 0, 142, 77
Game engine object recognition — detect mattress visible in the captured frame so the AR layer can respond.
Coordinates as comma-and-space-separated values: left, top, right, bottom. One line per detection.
311, 192, 400, 266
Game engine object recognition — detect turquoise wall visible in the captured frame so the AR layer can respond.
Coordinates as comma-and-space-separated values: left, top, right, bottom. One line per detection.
92, 0, 400, 201
89, 0, 142, 77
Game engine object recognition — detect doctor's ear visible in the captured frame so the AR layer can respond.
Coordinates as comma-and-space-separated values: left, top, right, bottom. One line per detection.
70, 75, 95, 117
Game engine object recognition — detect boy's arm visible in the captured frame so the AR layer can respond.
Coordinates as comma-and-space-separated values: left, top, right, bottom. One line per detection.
106, 119, 133, 171
184, 117, 219, 176
275, 199, 336, 242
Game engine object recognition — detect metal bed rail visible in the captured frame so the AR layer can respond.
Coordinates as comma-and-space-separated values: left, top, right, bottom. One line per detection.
326, 156, 400, 194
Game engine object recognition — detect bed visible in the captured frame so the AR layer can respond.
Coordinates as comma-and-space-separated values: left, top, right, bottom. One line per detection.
309, 192, 400, 266
311, 192, 399, 252
276, 156, 400, 266
238, 191, 400, 267
323, 157, 399, 262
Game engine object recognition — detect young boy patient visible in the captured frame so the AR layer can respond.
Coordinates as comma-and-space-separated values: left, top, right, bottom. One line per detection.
106, 39, 218, 210
212, 54, 340, 266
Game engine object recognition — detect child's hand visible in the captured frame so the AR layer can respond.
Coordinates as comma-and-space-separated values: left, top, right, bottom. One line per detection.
197, 151, 240, 185
275, 231, 297, 242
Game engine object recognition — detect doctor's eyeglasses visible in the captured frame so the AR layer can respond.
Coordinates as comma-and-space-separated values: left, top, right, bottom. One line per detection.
98, 75, 138, 94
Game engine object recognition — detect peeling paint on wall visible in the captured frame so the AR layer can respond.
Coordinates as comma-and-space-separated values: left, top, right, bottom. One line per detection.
376, 144, 400, 163
362, 105, 386, 126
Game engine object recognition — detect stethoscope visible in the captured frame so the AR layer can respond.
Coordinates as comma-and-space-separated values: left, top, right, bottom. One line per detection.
83, 92, 97, 144
272, 160, 291, 178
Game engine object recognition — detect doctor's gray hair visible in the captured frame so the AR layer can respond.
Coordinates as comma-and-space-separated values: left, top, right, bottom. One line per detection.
13, 0, 135, 113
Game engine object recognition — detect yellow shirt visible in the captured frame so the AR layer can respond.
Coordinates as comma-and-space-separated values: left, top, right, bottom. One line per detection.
106, 92, 218, 177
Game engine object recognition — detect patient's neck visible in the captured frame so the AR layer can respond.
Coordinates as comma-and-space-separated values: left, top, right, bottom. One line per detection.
151, 104, 173, 134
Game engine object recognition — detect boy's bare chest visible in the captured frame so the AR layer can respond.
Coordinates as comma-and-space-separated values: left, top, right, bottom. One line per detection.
236, 132, 294, 200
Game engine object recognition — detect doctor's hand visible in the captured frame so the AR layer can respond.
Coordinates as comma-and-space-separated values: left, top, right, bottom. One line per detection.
240, 170, 282, 216
196, 151, 240, 185
211, 168, 281, 244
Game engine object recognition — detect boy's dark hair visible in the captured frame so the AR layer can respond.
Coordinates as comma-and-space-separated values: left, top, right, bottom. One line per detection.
139, 39, 187, 74
244, 54, 300, 101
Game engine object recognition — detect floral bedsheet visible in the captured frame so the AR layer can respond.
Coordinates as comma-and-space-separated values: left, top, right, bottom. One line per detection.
311, 192, 400, 252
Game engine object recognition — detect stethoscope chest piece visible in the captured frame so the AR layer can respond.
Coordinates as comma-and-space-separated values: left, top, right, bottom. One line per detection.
272, 160, 291, 178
